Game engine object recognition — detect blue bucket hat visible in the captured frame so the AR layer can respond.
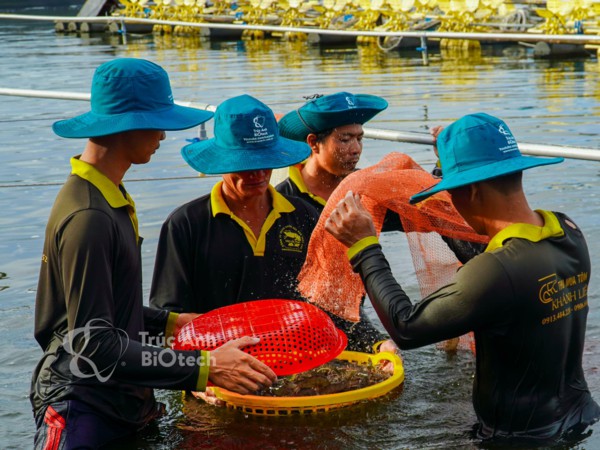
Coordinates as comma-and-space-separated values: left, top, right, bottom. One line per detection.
181, 94, 311, 174
52, 58, 214, 138
409, 113, 564, 204
278, 92, 388, 142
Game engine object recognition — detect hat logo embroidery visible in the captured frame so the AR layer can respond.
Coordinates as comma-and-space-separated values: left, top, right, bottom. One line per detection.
497, 124, 518, 153
345, 96, 357, 109
245, 115, 274, 145
498, 125, 510, 136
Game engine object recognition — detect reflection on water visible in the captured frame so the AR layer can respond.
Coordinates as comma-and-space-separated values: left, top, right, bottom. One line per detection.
177, 389, 405, 449
1, 24, 599, 449
124, 348, 477, 450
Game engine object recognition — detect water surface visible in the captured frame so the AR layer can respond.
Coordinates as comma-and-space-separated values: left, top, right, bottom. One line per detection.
0, 17, 599, 450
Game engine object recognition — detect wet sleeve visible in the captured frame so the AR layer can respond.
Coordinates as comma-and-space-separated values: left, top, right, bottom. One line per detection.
326, 305, 389, 353
379, 209, 484, 263
441, 236, 487, 264
350, 244, 512, 349
149, 216, 195, 313
381, 209, 405, 233
59, 210, 208, 391
143, 305, 170, 337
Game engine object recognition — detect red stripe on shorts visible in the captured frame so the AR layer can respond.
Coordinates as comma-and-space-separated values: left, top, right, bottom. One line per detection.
43, 405, 66, 450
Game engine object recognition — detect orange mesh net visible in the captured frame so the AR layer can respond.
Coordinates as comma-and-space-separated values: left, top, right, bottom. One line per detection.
297, 152, 488, 331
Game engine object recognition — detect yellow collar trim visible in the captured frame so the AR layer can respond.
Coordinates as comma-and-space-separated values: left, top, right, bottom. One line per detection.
289, 164, 327, 207
70, 156, 138, 241
211, 181, 296, 256
486, 210, 564, 252
211, 181, 230, 217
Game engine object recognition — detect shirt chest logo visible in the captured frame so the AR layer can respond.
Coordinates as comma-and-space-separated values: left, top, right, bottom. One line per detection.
279, 225, 304, 253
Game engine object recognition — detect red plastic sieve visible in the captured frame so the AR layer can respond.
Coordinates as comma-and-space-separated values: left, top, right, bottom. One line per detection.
172, 299, 347, 376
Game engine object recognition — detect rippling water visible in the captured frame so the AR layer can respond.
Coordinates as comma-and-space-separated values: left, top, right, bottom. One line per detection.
0, 12, 599, 450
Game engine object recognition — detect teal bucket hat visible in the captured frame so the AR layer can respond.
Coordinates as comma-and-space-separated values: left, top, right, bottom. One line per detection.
181, 94, 311, 174
409, 113, 564, 204
53, 58, 214, 138
278, 92, 388, 142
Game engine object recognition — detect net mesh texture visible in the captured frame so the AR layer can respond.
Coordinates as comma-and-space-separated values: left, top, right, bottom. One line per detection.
173, 299, 348, 375
297, 152, 489, 351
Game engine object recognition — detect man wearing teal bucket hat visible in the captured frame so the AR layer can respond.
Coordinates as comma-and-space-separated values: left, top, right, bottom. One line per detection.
276, 91, 388, 210
276, 92, 483, 355
325, 112, 600, 444
274, 92, 402, 355
32, 59, 276, 449
150, 94, 319, 315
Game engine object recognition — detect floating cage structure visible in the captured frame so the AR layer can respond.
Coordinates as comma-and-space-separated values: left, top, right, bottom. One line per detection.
210, 350, 405, 416
101, 0, 600, 40
47, 0, 600, 57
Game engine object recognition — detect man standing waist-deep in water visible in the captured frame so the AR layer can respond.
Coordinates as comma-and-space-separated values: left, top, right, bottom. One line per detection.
325, 112, 600, 445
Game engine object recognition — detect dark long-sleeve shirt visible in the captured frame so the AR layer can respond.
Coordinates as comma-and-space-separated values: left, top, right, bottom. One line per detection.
150, 183, 319, 313
350, 210, 600, 441
32, 158, 207, 428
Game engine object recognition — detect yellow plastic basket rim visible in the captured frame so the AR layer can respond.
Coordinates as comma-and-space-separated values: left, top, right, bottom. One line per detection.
212, 350, 404, 409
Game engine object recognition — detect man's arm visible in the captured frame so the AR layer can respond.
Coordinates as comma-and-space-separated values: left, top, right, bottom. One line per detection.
349, 241, 511, 349
325, 191, 509, 349
61, 210, 275, 393
325, 305, 389, 353
59, 210, 206, 390
441, 236, 486, 264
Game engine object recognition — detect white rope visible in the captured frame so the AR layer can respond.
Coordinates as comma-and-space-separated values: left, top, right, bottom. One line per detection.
2, 13, 600, 44
0, 87, 598, 162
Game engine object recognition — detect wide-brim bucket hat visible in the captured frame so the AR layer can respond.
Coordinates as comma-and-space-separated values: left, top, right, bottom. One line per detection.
181, 94, 311, 174
410, 113, 563, 204
53, 58, 214, 138
278, 92, 388, 142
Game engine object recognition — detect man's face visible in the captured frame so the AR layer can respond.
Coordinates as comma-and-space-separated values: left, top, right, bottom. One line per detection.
221, 169, 273, 200
449, 185, 484, 234
126, 129, 166, 164
313, 123, 364, 177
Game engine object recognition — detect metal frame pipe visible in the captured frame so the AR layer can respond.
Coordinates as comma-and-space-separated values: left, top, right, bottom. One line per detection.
0, 88, 217, 111
0, 88, 598, 161
363, 128, 600, 162
0, 88, 90, 101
